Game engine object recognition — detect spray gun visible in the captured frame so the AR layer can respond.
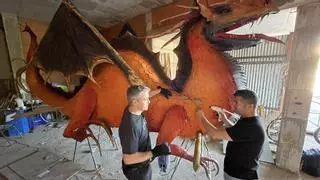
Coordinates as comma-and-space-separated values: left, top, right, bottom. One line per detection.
210, 105, 240, 123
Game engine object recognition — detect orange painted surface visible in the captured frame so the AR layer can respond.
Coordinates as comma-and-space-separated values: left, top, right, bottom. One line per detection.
24, 0, 281, 143
22, 0, 282, 166
25, 20, 235, 142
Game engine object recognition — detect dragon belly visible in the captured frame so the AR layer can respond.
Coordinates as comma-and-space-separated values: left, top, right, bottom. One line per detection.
92, 63, 129, 127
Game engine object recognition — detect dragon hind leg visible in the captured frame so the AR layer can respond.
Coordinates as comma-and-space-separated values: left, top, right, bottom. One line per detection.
156, 105, 218, 177
63, 86, 97, 142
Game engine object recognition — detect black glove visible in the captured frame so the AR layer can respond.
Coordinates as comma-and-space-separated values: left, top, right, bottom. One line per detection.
151, 143, 171, 159
157, 86, 172, 99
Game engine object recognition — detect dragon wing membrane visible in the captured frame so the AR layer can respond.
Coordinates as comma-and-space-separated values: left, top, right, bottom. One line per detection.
33, 0, 143, 85
111, 25, 172, 86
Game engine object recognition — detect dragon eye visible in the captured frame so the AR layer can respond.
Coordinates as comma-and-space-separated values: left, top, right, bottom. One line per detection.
214, 4, 232, 15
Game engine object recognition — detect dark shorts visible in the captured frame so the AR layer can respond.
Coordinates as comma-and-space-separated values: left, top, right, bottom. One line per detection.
122, 160, 152, 180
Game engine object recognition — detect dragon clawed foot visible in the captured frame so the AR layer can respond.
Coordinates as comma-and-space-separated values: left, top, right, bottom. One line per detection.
64, 125, 103, 157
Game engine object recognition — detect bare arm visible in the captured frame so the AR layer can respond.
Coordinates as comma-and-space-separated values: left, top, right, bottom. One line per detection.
123, 151, 153, 165
149, 89, 161, 98
197, 110, 232, 141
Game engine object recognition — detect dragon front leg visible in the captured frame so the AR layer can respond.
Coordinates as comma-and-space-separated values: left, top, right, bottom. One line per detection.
156, 105, 218, 177
63, 86, 97, 142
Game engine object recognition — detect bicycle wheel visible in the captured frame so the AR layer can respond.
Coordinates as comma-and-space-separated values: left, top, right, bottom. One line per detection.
313, 127, 320, 144
266, 118, 282, 143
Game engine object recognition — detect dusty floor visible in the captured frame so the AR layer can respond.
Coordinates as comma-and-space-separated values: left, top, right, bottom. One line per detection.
6, 120, 319, 180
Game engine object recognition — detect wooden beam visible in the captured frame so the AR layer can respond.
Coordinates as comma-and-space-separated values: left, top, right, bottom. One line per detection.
100, 14, 146, 42
101, 0, 210, 40
101, 0, 314, 41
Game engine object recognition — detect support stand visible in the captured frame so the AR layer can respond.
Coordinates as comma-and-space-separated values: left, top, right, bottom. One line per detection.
72, 138, 99, 170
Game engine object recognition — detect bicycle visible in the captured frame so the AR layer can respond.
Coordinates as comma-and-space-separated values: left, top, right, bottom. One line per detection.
266, 115, 282, 143
266, 97, 320, 144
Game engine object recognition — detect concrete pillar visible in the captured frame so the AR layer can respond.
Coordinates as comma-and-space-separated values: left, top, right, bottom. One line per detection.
1, 13, 26, 93
276, 4, 320, 172
0, 24, 14, 97
0, 28, 12, 80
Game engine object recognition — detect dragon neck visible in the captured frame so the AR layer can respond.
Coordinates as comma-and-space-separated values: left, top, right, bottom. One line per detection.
188, 20, 224, 69
183, 20, 236, 111
171, 17, 201, 92
172, 18, 228, 93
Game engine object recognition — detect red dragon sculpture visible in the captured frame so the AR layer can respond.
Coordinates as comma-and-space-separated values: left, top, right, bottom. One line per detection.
19, 0, 286, 177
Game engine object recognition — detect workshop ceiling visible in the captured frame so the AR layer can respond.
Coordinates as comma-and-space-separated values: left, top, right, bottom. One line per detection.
0, 0, 317, 28
0, 0, 175, 27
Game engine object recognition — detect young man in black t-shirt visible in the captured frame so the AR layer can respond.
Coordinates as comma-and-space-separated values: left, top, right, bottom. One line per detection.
197, 89, 265, 180
119, 85, 172, 180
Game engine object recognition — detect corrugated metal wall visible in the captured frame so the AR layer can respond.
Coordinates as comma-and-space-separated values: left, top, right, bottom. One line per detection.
228, 35, 289, 117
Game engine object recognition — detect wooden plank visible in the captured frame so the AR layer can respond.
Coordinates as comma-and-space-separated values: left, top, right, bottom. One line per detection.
0, 167, 23, 180
9, 150, 60, 180
0, 143, 38, 168
12, 106, 61, 119
102, 0, 315, 40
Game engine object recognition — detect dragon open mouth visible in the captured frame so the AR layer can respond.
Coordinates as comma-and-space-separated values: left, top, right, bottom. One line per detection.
155, 1, 284, 51
203, 7, 284, 51
214, 14, 284, 44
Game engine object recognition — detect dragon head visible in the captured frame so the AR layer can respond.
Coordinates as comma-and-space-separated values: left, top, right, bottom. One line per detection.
157, 0, 288, 51
196, 0, 286, 50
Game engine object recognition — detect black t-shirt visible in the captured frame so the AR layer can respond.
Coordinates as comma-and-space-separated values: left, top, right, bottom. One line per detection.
224, 116, 265, 179
119, 107, 151, 154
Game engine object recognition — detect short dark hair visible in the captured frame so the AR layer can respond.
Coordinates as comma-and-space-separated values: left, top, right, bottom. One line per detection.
127, 85, 150, 103
234, 89, 258, 107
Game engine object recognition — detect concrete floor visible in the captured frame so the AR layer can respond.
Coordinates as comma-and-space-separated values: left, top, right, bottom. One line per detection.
1, 120, 318, 180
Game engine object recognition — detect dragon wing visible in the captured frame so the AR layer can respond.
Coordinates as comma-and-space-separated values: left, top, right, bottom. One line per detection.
111, 24, 172, 86
33, 0, 143, 85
